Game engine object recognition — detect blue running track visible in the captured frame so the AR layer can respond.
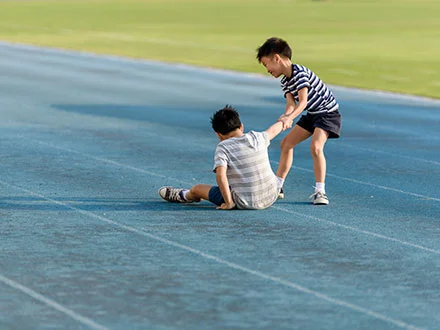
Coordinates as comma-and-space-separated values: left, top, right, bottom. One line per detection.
0, 42, 439, 330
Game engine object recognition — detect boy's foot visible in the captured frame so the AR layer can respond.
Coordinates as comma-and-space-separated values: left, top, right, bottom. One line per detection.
158, 186, 190, 203
278, 188, 285, 199
309, 191, 329, 205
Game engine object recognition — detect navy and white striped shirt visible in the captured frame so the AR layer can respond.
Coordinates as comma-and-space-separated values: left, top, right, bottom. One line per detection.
281, 64, 339, 114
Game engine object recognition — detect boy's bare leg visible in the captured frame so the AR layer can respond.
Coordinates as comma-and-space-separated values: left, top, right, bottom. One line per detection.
310, 128, 329, 183
185, 184, 213, 202
276, 125, 312, 179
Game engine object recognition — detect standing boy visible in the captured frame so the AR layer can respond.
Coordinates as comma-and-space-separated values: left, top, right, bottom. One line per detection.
159, 105, 285, 210
256, 37, 342, 205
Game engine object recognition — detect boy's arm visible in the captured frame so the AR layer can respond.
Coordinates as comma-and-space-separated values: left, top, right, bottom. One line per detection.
284, 92, 296, 115
265, 120, 284, 141
279, 88, 308, 129
215, 166, 236, 210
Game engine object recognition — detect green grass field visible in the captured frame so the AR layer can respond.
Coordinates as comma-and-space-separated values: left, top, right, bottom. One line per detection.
0, 0, 439, 98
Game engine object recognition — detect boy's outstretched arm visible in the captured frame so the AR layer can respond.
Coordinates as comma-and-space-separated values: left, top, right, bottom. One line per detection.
215, 166, 236, 210
265, 120, 284, 141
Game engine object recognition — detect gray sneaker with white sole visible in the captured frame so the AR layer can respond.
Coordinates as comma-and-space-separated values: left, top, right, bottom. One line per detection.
309, 191, 329, 205
158, 186, 190, 203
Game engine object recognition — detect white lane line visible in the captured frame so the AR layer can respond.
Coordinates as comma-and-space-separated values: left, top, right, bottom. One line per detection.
272, 162, 439, 202
0, 180, 423, 330
327, 176, 439, 201
31, 140, 189, 184
0, 274, 108, 330
341, 144, 440, 166
29, 140, 440, 254
359, 123, 440, 140
292, 165, 440, 202
273, 206, 440, 256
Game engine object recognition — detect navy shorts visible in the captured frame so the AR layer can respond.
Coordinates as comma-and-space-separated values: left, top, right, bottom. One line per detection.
208, 186, 225, 206
296, 110, 342, 139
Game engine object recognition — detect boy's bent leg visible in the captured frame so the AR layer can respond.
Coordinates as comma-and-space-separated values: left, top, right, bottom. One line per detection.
188, 185, 226, 207
186, 184, 212, 202
159, 184, 214, 204
276, 125, 312, 179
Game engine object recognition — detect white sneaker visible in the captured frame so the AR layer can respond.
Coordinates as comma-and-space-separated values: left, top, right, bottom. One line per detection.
309, 191, 329, 205
158, 186, 190, 203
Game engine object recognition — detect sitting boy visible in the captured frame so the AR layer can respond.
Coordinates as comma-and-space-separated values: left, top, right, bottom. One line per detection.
159, 105, 285, 210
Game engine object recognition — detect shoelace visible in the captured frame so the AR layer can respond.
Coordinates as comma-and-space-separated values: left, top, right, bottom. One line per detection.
309, 190, 326, 200
167, 188, 183, 202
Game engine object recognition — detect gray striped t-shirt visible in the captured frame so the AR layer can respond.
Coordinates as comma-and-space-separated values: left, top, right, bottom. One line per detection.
213, 131, 281, 210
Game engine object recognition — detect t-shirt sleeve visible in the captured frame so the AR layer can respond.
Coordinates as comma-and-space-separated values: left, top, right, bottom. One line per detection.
296, 70, 310, 91
260, 131, 270, 148
213, 145, 228, 172
250, 131, 270, 148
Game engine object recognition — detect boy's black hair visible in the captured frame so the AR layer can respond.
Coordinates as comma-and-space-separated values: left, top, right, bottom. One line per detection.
211, 105, 242, 135
256, 37, 292, 62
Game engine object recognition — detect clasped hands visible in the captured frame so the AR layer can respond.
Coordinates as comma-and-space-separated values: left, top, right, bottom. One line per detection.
278, 113, 294, 131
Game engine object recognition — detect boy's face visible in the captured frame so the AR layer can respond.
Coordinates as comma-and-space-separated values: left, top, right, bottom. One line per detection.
260, 54, 283, 78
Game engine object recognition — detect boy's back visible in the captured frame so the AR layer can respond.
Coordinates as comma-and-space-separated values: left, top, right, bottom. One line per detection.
214, 130, 281, 209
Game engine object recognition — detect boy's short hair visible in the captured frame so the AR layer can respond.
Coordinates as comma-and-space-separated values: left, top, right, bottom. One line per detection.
256, 37, 292, 62
211, 105, 242, 135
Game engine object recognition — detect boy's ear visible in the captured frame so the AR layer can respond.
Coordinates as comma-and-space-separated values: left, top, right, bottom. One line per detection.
216, 132, 223, 140
240, 123, 244, 132
274, 54, 281, 63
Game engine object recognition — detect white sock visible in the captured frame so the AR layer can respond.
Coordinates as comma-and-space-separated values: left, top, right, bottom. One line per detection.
182, 189, 190, 201
276, 176, 285, 187
315, 182, 325, 193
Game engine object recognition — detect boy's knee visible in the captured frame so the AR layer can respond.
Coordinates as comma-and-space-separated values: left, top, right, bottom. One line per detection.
190, 184, 203, 194
280, 138, 294, 151
310, 143, 324, 157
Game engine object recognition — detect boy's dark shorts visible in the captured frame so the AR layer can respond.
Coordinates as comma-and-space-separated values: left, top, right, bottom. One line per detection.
296, 110, 342, 138
208, 186, 225, 206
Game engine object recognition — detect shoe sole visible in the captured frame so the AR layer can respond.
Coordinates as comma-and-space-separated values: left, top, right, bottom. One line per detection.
313, 199, 329, 205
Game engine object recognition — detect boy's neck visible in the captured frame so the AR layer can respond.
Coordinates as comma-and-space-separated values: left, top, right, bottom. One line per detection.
220, 128, 244, 141
282, 59, 293, 78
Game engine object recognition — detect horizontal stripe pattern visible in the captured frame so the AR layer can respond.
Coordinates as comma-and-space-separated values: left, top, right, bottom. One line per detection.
281, 64, 339, 114
213, 131, 280, 209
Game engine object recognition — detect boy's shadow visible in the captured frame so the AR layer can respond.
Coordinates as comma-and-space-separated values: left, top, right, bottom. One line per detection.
276, 201, 310, 205
0, 197, 217, 212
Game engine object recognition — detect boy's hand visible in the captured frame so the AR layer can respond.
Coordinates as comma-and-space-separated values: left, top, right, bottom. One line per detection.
216, 202, 236, 210
278, 114, 294, 130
